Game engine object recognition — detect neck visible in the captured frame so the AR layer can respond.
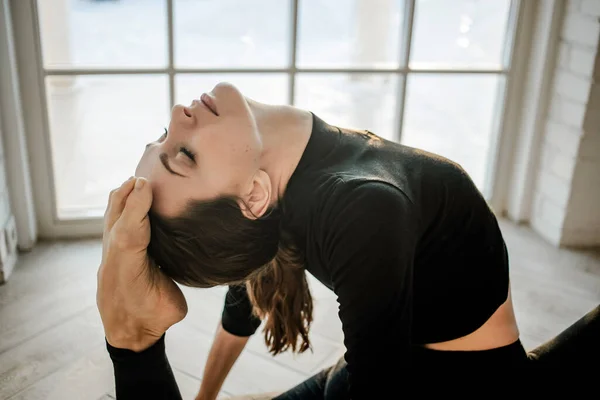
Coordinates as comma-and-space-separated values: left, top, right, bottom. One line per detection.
246, 98, 313, 203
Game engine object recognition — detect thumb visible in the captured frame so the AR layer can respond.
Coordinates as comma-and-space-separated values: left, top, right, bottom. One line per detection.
121, 177, 153, 225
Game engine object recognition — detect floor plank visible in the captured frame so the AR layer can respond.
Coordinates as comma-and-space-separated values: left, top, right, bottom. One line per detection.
0, 240, 101, 354
244, 327, 342, 377
182, 286, 343, 376
0, 307, 103, 399
6, 344, 113, 400
164, 322, 307, 396
0, 273, 96, 355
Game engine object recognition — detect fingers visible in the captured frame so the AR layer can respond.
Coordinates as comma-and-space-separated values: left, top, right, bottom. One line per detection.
104, 177, 137, 231
120, 177, 153, 225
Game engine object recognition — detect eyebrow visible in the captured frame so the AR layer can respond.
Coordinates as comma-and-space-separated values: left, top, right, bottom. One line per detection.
159, 153, 185, 177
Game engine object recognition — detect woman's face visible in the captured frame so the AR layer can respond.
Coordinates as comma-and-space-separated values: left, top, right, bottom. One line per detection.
135, 82, 263, 217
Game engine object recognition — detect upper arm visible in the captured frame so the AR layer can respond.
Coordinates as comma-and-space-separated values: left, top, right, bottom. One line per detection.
221, 284, 262, 337
322, 181, 418, 397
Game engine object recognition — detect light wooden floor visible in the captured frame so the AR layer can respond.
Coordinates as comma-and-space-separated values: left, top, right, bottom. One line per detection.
1, 218, 599, 399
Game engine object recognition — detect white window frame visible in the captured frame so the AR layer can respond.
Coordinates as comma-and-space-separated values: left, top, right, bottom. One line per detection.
11, 0, 530, 239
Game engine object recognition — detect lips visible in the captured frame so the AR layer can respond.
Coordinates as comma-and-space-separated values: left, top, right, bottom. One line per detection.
201, 93, 219, 116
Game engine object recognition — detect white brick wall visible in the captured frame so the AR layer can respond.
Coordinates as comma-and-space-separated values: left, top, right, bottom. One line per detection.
544, 121, 582, 157
581, 0, 600, 17
561, 7, 600, 47
539, 141, 577, 181
531, 0, 600, 247
563, 158, 600, 246
548, 96, 587, 129
554, 70, 592, 103
570, 47, 596, 76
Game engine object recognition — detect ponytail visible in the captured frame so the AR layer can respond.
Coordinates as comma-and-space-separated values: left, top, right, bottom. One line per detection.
246, 232, 313, 355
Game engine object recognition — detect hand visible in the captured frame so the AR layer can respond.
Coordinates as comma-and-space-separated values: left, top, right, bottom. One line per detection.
96, 177, 188, 352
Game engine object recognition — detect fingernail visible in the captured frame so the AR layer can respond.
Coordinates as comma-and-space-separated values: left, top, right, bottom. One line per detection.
121, 177, 134, 187
135, 178, 145, 190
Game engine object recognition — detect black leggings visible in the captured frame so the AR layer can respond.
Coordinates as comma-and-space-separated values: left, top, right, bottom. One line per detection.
274, 304, 600, 399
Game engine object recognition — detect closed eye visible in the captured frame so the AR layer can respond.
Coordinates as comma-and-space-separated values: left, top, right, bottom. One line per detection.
161, 128, 195, 163
180, 146, 196, 163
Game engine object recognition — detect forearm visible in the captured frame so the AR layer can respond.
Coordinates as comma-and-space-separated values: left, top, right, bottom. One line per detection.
107, 334, 182, 400
197, 321, 250, 400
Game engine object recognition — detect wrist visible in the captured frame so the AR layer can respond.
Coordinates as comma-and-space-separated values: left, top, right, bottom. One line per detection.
195, 388, 216, 400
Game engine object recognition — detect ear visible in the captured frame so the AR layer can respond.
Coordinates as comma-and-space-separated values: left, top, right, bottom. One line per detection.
238, 170, 272, 220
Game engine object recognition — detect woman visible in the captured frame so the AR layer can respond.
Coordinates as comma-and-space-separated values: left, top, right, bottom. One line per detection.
97, 82, 599, 399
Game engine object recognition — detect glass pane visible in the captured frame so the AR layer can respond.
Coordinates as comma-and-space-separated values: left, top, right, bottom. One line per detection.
401, 75, 502, 189
176, 74, 288, 106
37, 0, 167, 69
174, 0, 289, 67
297, 0, 403, 68
410, 0, 511, 69
46, 75, 169, 218
295, 74, 399, 141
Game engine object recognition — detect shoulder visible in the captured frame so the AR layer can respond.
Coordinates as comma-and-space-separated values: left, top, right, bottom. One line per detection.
312, 178, 419, 257
318, 177, 416, 224
319, 180, 419, 297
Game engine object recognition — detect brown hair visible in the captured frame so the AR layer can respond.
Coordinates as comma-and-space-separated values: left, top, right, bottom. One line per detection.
147, 197, 313, 355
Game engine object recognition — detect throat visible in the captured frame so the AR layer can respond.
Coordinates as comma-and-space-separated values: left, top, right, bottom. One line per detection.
249, 100, 313, 201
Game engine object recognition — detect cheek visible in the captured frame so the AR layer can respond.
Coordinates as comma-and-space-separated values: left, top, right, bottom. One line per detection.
201, 141, 258, 192
228, 140, 259, 171
211, 142, 256, 177
205, 128, 258, 164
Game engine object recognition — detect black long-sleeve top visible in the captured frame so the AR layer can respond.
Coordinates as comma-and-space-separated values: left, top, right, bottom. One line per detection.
107, 113, 510, 398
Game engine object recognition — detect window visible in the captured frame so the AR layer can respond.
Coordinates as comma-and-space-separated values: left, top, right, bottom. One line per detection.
34, 0, 516, 222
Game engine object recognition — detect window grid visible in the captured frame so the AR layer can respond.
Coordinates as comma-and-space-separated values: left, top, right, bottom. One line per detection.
39, 0, 514, 145
33, 0, 517, 222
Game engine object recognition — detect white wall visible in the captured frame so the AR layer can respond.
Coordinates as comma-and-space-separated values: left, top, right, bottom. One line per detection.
530, 0, 600, 247
0, 110, 18, 283
562, 27, 600, 246
0, 114, 11, 228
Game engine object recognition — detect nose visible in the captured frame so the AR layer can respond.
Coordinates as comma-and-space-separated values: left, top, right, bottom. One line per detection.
171, 104, 194, 123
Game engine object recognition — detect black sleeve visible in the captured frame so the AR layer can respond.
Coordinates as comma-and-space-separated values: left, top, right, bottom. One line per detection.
106, 333, 183, 400
221, 284, 262, 337
321, 181, 418, 398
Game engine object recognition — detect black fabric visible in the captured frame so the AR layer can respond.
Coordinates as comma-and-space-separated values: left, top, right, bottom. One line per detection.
274, 357, 350, 400
221, 284, 262, 337
106, 334, 182, 400
274, 340, 528, 399
221, 113, 510, 397
527, 304, 600, 366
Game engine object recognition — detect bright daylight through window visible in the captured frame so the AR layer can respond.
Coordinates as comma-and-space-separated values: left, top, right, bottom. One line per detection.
36, 0, 513, 219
